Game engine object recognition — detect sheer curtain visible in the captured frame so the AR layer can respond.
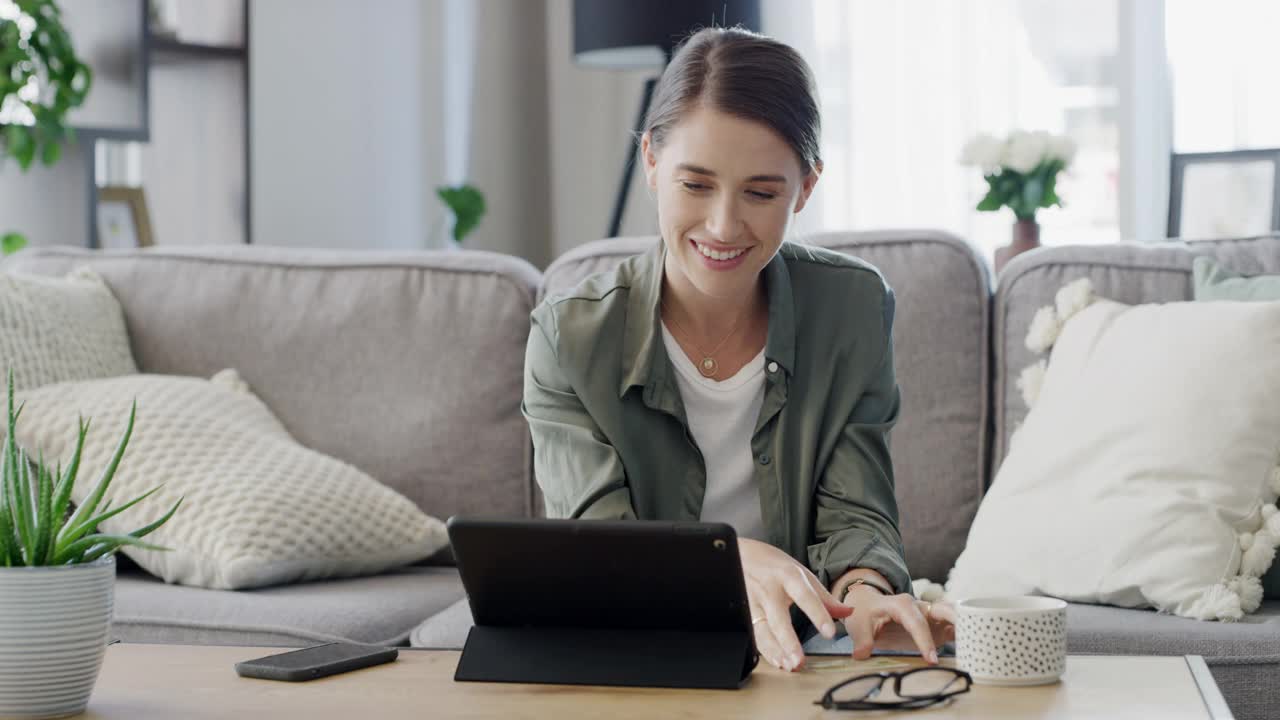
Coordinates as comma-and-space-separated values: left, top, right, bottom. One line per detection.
768, 0, 1122, 259
1166, 0, 1280, 152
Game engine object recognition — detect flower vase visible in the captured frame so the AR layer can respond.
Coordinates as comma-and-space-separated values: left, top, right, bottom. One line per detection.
994, 219, 1041, 275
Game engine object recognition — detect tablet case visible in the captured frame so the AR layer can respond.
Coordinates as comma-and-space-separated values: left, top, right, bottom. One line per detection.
447, 518, 758, 690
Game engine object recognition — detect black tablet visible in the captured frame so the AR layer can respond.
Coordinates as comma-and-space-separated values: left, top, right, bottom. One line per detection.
446, 516, 759, 689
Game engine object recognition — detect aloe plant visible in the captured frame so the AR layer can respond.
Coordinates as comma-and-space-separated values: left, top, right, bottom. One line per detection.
0, 371, 181, 566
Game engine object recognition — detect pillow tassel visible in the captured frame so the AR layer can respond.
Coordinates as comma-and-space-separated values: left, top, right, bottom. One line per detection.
1240, 531, 1277, 577
1227, 576, 1264, 613
1262, 504, 1280, 536
1016, 360, 1048, 409
1024, 306, 1062, 354
1054, 278, 1095, 323
912, 578, 947, 602
1184, 582, 1243, 622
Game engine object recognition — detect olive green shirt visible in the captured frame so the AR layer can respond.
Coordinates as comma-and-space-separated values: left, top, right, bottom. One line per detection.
522, 241, 910, 597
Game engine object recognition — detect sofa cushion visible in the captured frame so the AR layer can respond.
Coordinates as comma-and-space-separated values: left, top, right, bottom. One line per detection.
543, 231, 991, 582
951, 292, 1280, 620
409, 596, 474, 649
1190, 256, 1280, 600
1068, 600, 1280, 720
2, 246, 542, 526
0, 267, 137, 390
992, 234, 1280, 469
16, 370, 449, 590
111, 566, 465, 647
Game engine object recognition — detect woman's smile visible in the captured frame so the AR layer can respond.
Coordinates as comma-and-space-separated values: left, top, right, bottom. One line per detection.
690, 238, 752, 271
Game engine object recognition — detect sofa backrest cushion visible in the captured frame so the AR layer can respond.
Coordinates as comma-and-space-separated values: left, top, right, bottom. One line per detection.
543, 231, 992, 582
4, 245, 542, 524
992, 234, 1280, 471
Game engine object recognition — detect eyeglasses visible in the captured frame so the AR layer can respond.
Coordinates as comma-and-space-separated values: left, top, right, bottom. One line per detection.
815, 667, 972, 711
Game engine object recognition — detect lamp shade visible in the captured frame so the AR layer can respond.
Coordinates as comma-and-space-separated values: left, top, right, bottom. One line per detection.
573, 0, 762, 70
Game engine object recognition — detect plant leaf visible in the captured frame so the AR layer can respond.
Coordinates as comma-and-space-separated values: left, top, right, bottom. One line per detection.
11, 451, 35, 564
437, 185, 486, 243
48, 417, 85, 532
0, 477, 13, 567
31, 456, 52, 564
0, 233, 26, 255
39, 137, 60, 166
60, 400, 134, 545
128, 496, 182, 541
52, 533, 167, 566
59, 485, 163, 546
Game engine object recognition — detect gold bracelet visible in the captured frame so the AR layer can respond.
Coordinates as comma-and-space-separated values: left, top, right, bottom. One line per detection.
842, 577, 893, 602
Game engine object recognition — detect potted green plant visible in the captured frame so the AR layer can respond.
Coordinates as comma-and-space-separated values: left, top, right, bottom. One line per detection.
960, 130, 1076, 274
1, 0, 94, 249
433, 184, 485, 248
0, 371, 180, 719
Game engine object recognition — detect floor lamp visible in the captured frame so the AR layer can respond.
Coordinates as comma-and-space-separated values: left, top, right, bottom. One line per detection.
572, 0, 762, 240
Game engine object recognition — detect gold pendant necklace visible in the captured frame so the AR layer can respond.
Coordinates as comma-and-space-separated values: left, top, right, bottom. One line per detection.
662, 303, 747, 378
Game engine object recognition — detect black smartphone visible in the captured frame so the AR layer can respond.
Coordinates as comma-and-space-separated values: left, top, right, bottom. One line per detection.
234, 643, 399, 682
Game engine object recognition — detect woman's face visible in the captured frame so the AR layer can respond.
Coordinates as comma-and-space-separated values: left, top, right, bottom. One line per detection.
642, 104, 820, 302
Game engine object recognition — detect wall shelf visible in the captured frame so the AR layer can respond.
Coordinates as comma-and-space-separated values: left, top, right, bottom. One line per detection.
150, 37, 247, 64
85, 0, 251, 248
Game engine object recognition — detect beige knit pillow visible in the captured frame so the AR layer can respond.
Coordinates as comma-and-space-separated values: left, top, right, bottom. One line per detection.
14, 370, 448, 590
0, 267, 137, 390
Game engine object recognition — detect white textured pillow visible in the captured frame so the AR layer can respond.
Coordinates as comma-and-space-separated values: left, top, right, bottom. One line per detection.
948, 289, 1280, 621
0, 267, 137, 390
14, 370, 448, 590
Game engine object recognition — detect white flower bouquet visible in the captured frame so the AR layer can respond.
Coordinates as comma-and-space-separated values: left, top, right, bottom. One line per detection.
960, 130, 1077, 222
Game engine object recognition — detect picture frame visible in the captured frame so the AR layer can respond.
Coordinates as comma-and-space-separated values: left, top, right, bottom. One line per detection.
95, 186, 154, 249
1168, 148, 1280, 239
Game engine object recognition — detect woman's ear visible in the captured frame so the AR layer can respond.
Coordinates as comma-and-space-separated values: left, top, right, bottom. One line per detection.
793, 159, 823, 214
641, 132, 658, 190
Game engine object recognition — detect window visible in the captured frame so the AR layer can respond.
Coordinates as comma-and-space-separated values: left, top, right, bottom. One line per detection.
1166, 0, 1280, 152
790, 0, 1123, 260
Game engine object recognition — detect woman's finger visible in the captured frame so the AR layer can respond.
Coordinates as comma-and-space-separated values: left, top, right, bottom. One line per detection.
929, 600, 958, 627
889, 597, 938, 664
801, 568, 854, 621
762, 584, 806, 671
784, 569, 838, 639
846, 602, 878, 660
748, 595, 785, 669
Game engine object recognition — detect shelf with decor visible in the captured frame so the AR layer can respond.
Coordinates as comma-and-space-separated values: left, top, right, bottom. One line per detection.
78, 0, 251, 249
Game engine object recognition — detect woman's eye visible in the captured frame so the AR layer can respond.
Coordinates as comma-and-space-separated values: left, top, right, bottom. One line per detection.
680, 182, 708, 192
748, 190, 777, 200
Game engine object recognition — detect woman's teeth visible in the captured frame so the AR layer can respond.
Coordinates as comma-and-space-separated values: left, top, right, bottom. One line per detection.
696, 243, 746, 261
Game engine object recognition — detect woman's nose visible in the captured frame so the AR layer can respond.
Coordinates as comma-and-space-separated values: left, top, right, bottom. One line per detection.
705, 197, 743, 243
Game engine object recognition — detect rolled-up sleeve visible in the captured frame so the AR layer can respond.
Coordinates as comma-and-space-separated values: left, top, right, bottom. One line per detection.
522, 310, 636, 520
806, 290, 911, 595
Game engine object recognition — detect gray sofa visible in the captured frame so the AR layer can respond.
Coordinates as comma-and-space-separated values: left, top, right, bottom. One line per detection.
7, 232, 1279, 719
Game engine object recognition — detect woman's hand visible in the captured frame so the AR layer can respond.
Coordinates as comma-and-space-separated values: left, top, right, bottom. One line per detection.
842, 586, 957, 664
739, 538, 852, 672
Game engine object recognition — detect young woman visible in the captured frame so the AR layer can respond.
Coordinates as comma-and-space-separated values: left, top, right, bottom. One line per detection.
523, 26, 955, 672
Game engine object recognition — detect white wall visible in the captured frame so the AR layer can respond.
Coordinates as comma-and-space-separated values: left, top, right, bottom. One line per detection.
253, 0, 552, 265
251, 0, 425, 251
0, 145, 89, 248
464, 0, 552, 267
545, 0, 658, 258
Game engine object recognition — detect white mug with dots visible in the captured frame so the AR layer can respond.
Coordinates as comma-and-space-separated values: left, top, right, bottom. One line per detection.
955, 596, 1068, 686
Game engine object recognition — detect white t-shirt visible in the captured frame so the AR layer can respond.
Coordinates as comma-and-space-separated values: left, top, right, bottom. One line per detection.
661, 323, 768, 542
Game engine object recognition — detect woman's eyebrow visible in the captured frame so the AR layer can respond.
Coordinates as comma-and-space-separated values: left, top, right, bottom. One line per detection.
675, 163, 787, 184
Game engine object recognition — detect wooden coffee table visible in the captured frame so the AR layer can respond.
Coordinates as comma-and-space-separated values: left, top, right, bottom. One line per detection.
78, 644, 1233, 719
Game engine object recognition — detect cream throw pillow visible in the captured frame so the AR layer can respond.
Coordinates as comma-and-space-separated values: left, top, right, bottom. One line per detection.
0, 268, 137, 390
15, 370, 448, 590
948, 285, 1280, 621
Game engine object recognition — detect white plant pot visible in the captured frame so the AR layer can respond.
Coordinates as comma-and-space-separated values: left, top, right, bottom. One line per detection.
0, 556, 115, 719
